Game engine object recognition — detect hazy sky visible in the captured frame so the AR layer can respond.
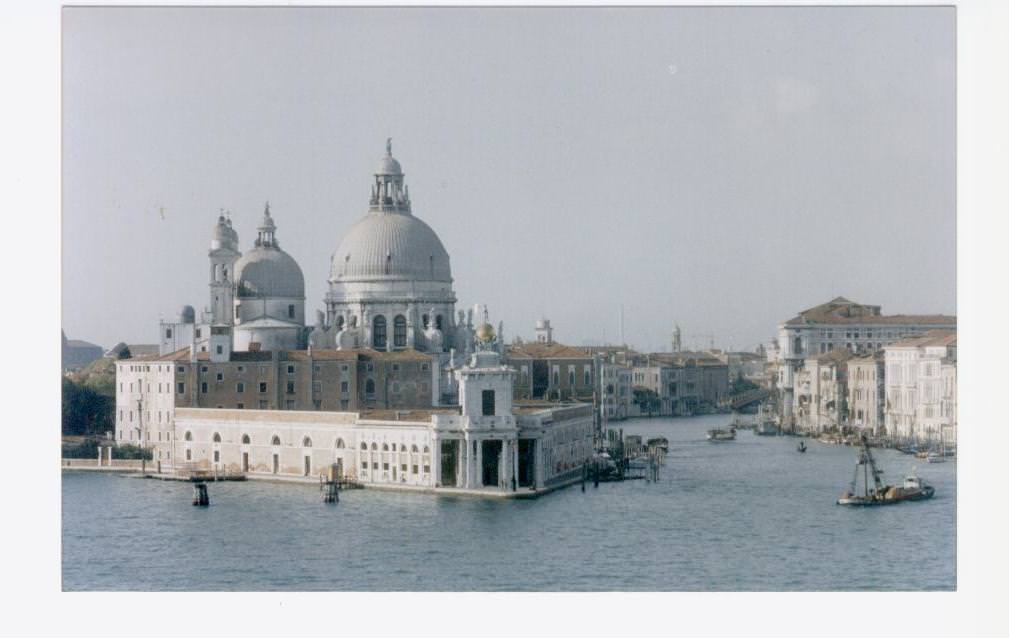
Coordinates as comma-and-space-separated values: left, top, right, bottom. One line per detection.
62, 6, 955, 353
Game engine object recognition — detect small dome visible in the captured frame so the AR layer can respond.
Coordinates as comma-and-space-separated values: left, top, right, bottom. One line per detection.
475, 323, 495, 344
180, 305, 196, 323
235, 246, 305, 299
377, 155, 402, 175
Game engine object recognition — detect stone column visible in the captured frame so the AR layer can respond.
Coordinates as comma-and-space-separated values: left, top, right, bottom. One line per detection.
96, 446, 103, 467
474, 437, 483, 488
513, 440, 519, 490
534, 439, 544, 489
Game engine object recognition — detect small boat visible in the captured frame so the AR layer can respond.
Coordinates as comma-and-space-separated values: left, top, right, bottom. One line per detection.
837, 436, 935, 506
926, 452, 946, 464
797, 441, 807, 453
646, 437, 669, 452
706, 428, 736, 441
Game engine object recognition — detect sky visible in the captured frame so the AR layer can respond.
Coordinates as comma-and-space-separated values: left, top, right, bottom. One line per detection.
61, 6, 955, 353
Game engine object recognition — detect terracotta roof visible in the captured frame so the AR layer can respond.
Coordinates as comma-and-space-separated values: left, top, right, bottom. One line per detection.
785, 298, 954, 327
506, 342, 592, 360
812, 348, 855, 365
887, 330, 957, 349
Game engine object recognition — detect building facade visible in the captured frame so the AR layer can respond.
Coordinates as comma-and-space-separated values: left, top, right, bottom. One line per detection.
160, 329, 594, 495
775, 297, 955, 428
847, 353, 885, 434
884, 331, 957, 443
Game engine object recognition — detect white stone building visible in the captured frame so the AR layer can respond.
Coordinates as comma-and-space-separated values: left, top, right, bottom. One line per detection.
884, 330, 957, 444
165, 328, 594, 496
847, 352, 885, 434
775, 297, 955, 428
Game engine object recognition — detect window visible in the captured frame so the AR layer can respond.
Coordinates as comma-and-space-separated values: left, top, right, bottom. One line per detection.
184, 431, 193, 441
393, 315, 407, 348
435, 315, 443, 330
213, 432, 221, 443
482, 390, 495, 416
237, 382, 244, 393
259, 382, 267, 393
312, 381, 321, 393
340, 381, 349, 393
201, 366, 208, 373
165, 328, 172, 338
237, 366, 245, 373
335, 438, 345, 449
288, 304, 295, 319
177, 382, 185, 397
287, 365, 295, 374
185, 449, 192, 461
216, 345, 223, 355
236, 403, 244, 409
201, 382, 208, 394
365, 379, 375, 395
272, 435, 281, 446
286, 382, 295, 394
392, 363, 400, 372
195, 328, 202, 338
213, 450, 220, 463
216, 372, 223, 382
568, 369, 575, 386
373, 315, 387, 350
303, 437, 313, 448
335, 315, 345, 331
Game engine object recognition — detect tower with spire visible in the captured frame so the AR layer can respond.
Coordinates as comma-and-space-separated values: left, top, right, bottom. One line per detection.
208, 210, 241, 326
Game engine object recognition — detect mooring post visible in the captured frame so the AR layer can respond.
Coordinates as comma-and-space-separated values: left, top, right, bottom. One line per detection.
192, 481, 209, 506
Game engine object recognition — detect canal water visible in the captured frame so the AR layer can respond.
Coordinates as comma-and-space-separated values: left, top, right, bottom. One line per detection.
61, 415, 955, 591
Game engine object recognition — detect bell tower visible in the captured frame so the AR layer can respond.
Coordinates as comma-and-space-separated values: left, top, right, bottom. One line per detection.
209, 212, 241, 325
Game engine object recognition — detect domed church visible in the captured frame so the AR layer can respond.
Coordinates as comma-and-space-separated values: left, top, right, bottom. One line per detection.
232, 204, 306, 351
310, 140, 468, 355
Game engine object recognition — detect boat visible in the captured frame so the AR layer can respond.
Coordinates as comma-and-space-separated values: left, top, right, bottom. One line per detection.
926, 452, 946, 464
646, 437, 669, 452
797, 441, 807, 453
706, 428, 736, 441
836, 435, 935, 506
754, 403, 778, 435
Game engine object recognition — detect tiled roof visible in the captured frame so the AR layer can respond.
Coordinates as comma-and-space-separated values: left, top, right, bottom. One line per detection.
506, 342, 592, 359
887, 330, 957, 349
785, 298, 954, 326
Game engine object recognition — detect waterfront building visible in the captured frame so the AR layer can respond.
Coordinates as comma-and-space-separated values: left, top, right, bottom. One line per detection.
774, 297, 955, 428
506, 340, 595, 401
847, 352, 885, 434
792, 348, 852, 433
884, 330, 957, 443
114, 346, 436, 446
166, 324, 594, 495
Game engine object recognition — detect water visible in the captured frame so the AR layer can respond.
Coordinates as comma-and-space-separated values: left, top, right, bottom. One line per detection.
61, 415, 955, 591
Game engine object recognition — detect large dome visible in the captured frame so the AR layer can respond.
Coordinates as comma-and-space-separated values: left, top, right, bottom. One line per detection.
235, 246, 305, 298
330, 212, 452, 283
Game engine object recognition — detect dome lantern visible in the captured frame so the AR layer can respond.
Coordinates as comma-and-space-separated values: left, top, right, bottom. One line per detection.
370, 138, 411, 214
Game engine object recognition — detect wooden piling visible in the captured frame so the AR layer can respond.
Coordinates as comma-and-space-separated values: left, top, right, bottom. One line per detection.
192, 481, 209, 506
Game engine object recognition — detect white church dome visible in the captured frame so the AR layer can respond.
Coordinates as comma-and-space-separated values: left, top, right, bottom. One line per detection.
329, 141, 451, 284
234, 204, 305, 299
330, 212, 452, 283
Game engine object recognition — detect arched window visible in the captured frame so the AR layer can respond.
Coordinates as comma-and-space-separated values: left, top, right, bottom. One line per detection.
370, 443, 378, 451
212, 432, 222, 443
241, 434, 251, 444
422, 314, 429, 329
360, 442, 368, 450
393, 315, 407, 348
271, 435, 281, 446
794, 336, 803, 354
365, 379, 375, 395
373, 315, 387, 350
411, 444, 419, 453
184, 431, 193, 442
423, 446, 429, 454
335, 438, 345, 449
435, 315, 443, 330
382, 443, 389, 451
303, 436, 313, 448
335, 315, 345, 331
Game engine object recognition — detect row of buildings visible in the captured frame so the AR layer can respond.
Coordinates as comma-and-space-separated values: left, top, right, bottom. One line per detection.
769, 297, 956, 444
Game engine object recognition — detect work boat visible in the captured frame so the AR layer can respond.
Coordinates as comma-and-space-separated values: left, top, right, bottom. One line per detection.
706, 428, 736, 441
837, 435, 935, 506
